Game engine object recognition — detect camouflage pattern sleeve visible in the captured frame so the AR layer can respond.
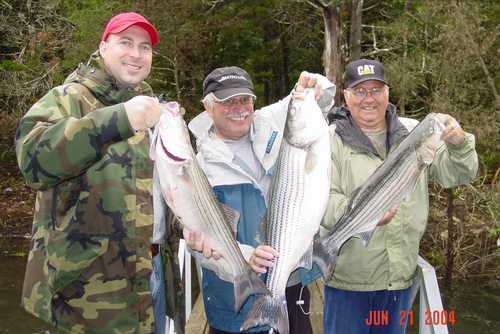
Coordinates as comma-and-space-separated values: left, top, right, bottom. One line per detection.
15, 84, 135, 190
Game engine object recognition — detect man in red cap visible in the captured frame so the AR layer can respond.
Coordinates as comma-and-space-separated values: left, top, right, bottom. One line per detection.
16, 12, 179, 334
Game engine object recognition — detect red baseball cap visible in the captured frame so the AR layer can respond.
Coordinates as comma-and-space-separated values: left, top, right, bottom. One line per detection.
101, 12, 159, 47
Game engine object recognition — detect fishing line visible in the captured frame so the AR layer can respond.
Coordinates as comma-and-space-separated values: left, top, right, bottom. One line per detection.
297, 285, 310, 315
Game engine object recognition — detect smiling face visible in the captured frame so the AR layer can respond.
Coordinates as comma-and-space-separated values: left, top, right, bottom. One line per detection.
344, 80, 389, 131
205, 95, 255, 140
99, 25, 152, 88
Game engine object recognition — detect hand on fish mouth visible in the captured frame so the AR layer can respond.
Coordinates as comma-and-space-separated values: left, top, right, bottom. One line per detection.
436, 113, 465, 145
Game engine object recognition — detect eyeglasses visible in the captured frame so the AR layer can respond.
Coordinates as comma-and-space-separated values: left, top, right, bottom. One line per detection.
347, 86, 387, 99
215, 96, 255, 108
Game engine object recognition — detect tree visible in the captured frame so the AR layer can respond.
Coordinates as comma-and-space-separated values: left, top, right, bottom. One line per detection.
306, 0, 344, 105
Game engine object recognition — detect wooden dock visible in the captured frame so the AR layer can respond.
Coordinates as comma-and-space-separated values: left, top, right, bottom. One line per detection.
185, 280, 324, 333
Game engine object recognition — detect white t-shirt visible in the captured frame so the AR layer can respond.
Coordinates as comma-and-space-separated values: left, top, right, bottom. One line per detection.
223, 134, 269, 192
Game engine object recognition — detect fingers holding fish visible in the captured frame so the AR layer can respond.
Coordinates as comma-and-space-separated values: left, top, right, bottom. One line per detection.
183, 227, 219, 259
297, 71, 317, 90
436, 113, 465, 145
378, 206, 398, 226
124, 95, 161, 131
249, 245, 279, 274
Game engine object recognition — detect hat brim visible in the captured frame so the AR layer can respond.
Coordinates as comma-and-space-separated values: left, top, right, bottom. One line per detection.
107, 21, 159, 47
347, 77, 388, 88
213, 87, 256, 101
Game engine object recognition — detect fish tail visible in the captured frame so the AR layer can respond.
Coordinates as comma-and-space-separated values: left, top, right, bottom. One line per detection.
240, 295, 289, 334
233, 269, 269, 313
313, 237, 338, 279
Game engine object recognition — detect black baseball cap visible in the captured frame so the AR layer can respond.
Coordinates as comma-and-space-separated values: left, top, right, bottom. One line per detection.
344, 59, 388, 88
202, 66, 256, 100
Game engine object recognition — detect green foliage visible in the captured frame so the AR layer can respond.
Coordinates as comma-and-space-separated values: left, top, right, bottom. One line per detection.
59, 0, 133, 72
1, 0, 498, 173
488, 227, 500, 238
0, 60, 27, 71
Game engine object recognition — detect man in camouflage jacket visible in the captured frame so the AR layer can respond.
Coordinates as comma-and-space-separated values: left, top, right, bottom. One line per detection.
15, 12, 183, 334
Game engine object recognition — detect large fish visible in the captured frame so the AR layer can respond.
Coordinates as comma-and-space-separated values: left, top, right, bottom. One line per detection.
313, 112, 445, 279
241, 88, 332, 334
149, 101, 269, 312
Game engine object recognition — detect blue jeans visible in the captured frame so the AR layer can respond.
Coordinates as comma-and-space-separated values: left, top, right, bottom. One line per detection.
323, 286, 412, 334
151, 252, 166, 334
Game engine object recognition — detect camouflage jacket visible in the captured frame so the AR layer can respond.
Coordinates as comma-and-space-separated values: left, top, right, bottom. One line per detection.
16, 52, 167, 334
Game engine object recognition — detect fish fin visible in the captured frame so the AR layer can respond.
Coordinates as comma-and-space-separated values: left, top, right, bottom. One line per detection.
190, 251, 235, 282
312, 237, 338, 280
348, 186, 363, 208
220, 203, 240, 236
240, 295, 289, 334
305, 151, 317, 173
298, 263, 323, 286
255, 216, 268, 244
295, 244, 313, 271
233, 268, 269, 313
148, 126, 159, 160
353, 229, 376, 246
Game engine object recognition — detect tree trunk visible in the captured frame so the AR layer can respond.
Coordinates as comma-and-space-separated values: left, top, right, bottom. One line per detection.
398, 0, 409, 116
264, 81, 270, 106
349, 0, 363, 60
281, 32, 290, 92
322, 4, 343, 106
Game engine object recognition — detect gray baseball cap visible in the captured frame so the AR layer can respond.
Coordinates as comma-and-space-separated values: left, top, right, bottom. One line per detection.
202, 66, 256, 100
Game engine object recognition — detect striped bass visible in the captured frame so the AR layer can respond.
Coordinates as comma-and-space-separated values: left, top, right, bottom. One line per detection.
149, 101, 269, 312
314, 112, 445, 279
241, 88, 332, 334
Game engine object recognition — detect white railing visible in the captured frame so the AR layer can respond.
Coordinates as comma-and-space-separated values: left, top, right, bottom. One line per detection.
409, 256, 450, 334
163, 239, 195, 334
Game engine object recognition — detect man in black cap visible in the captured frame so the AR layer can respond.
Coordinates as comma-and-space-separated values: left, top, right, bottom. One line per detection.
184, 66, 335, 333
320, 58, 478, 333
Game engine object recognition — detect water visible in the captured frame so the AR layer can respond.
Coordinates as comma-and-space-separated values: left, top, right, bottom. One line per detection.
0, 255, 55, 333
405, 277, 500, 334
0, 237, 498, 333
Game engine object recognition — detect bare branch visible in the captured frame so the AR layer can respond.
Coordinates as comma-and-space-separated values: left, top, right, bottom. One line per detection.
366, 25, 391, 56
305, 0, 322, 10
203, 0, 227, 13
362, 48, 393, 57
362, 3, 377, 12
23, 61, 59, 87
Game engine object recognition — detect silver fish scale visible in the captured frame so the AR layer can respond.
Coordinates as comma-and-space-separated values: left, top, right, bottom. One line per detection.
266, 140, 307, 297
190, 155, 247, 272
332, 150, 424, 244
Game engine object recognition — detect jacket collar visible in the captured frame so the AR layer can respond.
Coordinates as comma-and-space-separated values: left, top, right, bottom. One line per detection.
332, 103, 408, 157
188, 110, 282, 174
64, 51, 153, 105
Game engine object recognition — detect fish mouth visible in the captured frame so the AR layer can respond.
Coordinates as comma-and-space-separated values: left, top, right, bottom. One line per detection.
160, 137, 185, 162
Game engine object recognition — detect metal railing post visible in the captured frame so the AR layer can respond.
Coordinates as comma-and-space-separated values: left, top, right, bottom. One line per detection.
416, 256, 449, 334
